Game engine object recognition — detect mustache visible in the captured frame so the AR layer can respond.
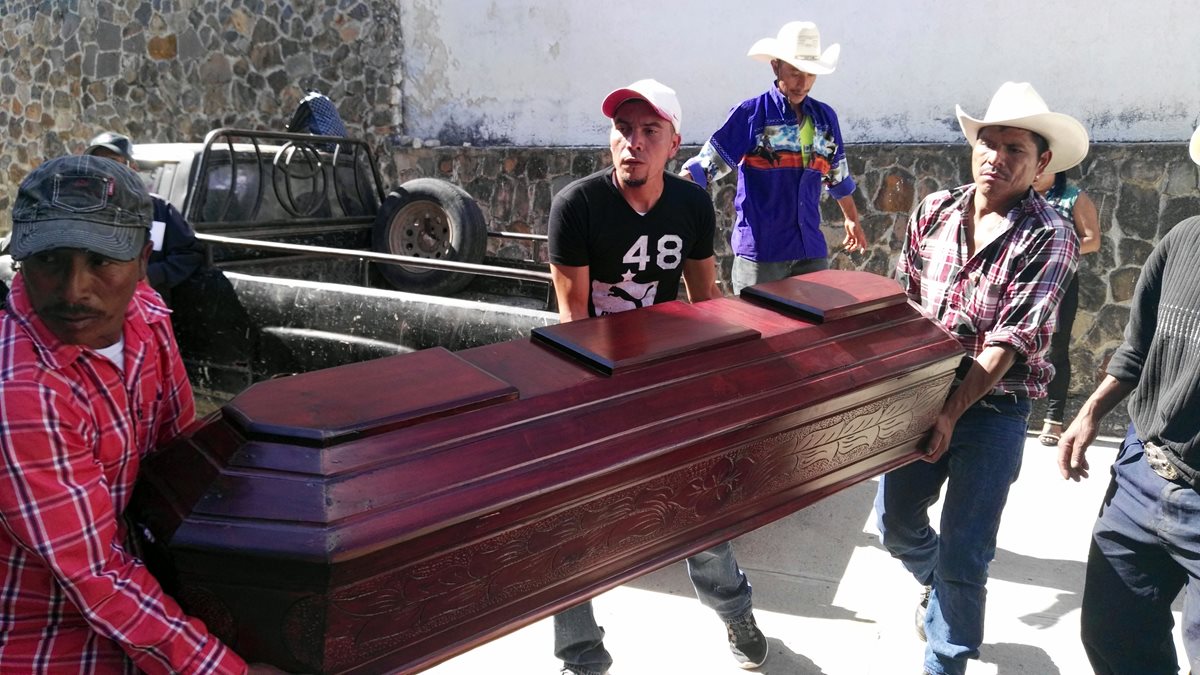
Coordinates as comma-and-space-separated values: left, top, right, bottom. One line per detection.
43, 304, 103, 319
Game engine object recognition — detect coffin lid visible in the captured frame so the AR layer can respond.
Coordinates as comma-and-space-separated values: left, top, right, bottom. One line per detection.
223, 347, 519, 447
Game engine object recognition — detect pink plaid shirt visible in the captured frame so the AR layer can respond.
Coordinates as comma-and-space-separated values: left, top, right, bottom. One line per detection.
0, 276, 245, 674
896, 184, 1078, 398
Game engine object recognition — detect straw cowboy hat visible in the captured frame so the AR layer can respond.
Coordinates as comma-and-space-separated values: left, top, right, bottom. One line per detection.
1190, 125, 1200, 165
748, 22, 840, 75
956, 82, 1089, 175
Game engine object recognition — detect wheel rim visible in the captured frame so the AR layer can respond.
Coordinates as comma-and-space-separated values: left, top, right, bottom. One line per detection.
388, 201, 453, 273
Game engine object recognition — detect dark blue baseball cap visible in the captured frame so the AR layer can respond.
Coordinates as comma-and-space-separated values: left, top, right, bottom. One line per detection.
9, 155, 152, 261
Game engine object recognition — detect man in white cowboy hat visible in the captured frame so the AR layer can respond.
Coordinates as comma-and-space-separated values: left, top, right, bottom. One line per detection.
873, 81, 1085, 675
1056, 123, 1200, 674
548, 79, 766, 675
681, 21, 866, 293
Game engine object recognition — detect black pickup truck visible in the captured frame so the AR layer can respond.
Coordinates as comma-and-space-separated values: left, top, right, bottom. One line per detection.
4, 129, 558, 406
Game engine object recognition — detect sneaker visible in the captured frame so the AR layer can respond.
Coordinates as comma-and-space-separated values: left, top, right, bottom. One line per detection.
915, 585, 932, 642
559, 666, 607, 675
726, 612, 769, 668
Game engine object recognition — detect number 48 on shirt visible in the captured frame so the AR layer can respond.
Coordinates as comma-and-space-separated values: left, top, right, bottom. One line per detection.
622, 234, 684, 271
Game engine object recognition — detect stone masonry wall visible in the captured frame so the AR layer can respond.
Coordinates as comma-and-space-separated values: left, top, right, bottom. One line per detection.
0, 0, 404, 219
394, 142, 1200, 431
1, 4, 1195, 431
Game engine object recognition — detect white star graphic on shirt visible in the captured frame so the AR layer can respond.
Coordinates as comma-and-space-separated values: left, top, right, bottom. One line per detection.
621, 270, 636, 282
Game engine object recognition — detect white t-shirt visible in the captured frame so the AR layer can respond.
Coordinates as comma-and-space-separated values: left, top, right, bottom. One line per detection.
95, 337, 125, 373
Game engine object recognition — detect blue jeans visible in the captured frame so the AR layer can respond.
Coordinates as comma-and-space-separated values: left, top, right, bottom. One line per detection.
731, 255, 829, 294
1081, 424, 1200, 674
875, 394, 1031, 675
553, 541, 753, 673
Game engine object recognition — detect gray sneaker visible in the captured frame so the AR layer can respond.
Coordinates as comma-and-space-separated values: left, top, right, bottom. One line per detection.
915, 585, 932, 642
725, 612, 769, 668
560, 666, 607, 675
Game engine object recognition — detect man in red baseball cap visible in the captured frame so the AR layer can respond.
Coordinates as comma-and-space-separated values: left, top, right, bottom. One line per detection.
547, 80, 767, 674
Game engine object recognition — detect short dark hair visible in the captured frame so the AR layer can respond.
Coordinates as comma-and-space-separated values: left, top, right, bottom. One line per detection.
1030, 131, 1049, 156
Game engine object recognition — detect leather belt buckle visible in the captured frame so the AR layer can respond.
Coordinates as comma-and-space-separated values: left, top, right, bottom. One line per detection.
1144, 441, 1180, 481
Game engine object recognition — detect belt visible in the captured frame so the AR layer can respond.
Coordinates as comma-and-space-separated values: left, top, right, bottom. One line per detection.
979, 392, 1023, 406
1143, 441, 1180, 481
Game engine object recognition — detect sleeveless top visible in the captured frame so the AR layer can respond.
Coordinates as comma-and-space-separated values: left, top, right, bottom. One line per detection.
1044, 184, 1080, 222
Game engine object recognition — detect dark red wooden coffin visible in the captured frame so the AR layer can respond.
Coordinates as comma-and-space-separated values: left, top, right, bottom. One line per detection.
128, 270, 963, 674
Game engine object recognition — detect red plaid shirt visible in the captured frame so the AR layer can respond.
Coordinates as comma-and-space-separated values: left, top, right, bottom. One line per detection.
0, 276, 245, 674
896, 184, 1078, 398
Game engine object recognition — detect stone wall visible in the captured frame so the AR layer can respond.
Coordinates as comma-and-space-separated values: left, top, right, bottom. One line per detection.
0, 0, 404, 219
1, 3, 1195, 432
393, 142, 1200, 430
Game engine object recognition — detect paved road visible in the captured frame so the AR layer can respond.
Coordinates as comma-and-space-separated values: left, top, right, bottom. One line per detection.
427, 435, 1183, 674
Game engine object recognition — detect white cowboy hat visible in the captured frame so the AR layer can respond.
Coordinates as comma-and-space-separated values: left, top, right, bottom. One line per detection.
602, 78, 683, 134
956, 82, 1089, 175
1190, 125, 1200, 166
748, 21, 840, 76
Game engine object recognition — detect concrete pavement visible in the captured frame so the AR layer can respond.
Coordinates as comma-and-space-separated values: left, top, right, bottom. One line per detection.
426, 435, 1184, 674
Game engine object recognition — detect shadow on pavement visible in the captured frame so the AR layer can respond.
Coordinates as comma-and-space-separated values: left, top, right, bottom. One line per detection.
755, 638, 829, 674
980, 641, 1061, 674
989, 547, 1086, 629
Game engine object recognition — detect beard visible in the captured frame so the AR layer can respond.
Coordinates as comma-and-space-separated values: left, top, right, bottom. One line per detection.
623, 175, 648, 188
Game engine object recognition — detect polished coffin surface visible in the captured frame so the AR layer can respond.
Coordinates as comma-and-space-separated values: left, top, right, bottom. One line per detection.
129, 270, 963, 674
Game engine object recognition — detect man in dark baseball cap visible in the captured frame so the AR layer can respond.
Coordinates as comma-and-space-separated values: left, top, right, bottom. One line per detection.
0, 154, 273, 672
83, 130, 206, 304
84, 130, 135, 163
8, 154, 153, 347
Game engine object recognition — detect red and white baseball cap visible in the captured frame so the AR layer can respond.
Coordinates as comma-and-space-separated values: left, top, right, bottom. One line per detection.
601, 79, 682, 134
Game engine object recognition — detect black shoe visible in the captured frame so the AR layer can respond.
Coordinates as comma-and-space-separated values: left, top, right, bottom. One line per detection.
559, 666, 607, 675
915, 585, 932, 642
726, 612, 769, 668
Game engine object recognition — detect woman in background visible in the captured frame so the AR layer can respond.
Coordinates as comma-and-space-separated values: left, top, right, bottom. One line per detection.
1037, 170, 1101, 446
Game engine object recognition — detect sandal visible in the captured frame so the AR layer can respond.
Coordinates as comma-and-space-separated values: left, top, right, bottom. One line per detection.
1038, 422, 1062, 446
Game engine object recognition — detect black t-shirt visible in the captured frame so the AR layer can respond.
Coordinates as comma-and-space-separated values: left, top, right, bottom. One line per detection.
548, 168, 716, 317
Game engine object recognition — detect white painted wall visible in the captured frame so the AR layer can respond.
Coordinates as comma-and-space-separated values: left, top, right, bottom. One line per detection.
400, 0, 1200, 146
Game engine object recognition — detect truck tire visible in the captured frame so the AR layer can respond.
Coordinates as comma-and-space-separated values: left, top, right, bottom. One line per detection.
371, 178, 487, 295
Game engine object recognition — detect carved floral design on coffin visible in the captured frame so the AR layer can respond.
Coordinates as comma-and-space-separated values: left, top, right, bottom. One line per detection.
309, 377, 949, 667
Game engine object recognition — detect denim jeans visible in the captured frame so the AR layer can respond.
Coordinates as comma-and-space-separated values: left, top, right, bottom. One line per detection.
731, 255, 829, 294
1081, 424, 1200, 674
554, 541, 753, 673
875, 394, 1031, 675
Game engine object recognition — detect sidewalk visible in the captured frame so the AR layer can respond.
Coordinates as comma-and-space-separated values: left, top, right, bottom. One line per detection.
426, 436, 1183, 674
